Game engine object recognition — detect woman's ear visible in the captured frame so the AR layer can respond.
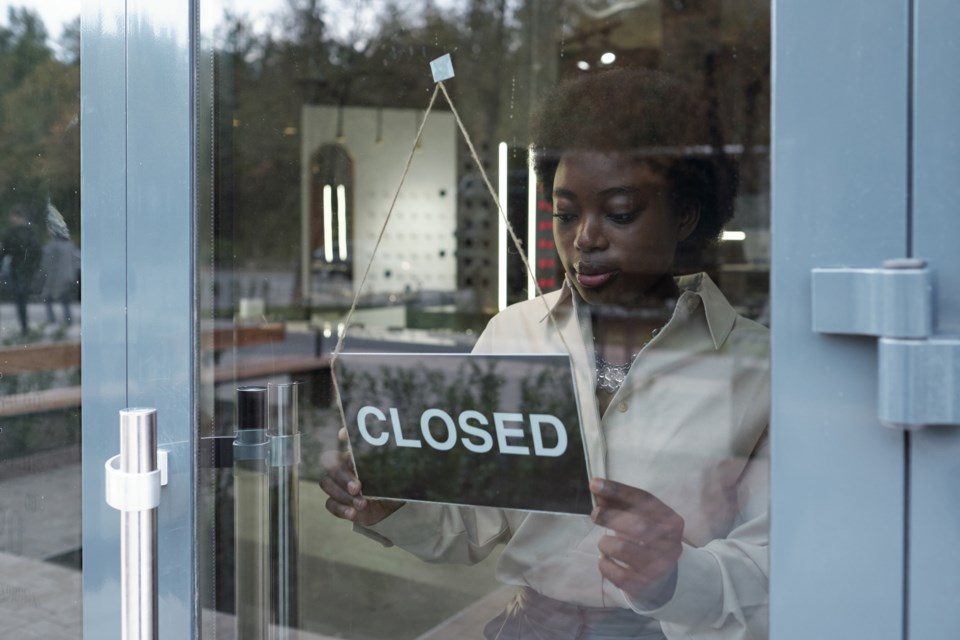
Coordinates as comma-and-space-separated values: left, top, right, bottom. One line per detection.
677, 202, 701, 242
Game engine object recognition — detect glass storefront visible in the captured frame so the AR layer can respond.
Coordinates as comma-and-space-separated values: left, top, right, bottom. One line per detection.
0, 4, 82, 638
197, 1, 771, 638
12, 0, 958, 638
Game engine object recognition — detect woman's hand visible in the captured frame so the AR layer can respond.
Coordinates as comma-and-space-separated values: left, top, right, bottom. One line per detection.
319, 428, 404, 526
590, 478, 684, 603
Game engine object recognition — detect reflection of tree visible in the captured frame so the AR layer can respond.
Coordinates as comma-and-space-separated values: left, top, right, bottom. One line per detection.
519, 369, 580, 452
0, 8, 80, 234
212, 0, 770, 314
214, 0, 555, 276
338, 358, 592, 513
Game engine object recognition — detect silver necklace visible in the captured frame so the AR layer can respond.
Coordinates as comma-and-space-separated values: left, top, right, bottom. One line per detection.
595, 352, 639, 394
593, 326, 661, 395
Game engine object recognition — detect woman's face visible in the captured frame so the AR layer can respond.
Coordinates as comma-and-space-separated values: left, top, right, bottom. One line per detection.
552, 151, 698, 309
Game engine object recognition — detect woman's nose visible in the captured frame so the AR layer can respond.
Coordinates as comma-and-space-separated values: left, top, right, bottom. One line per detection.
574, 215, 607, 252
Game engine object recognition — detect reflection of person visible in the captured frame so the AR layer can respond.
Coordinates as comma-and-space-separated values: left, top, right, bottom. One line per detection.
321, 69, 769, 640
39, 203, 76, 326
1, 204, 41, 335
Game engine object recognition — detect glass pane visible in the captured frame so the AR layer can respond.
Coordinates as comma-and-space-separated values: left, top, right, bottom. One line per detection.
0, 4, 81, 639
198, 1, 770, 638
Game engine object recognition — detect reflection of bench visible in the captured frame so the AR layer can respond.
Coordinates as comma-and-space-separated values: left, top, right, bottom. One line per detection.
0, 323, 330, 418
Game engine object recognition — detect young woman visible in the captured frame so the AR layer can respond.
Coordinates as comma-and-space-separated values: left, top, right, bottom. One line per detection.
321, 69, 769, 640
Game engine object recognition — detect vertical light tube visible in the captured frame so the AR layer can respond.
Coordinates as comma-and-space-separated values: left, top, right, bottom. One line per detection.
527, 157, 538, 300
498, 142, 508, 311
322, 185, 333, 262
337, 184, 348, 260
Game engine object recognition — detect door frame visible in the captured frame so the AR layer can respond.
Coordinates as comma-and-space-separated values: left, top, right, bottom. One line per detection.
80, 1, 197, 638
770, 1, 911, 638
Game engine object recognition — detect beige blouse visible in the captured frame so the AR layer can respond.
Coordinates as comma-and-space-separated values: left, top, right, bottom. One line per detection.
362, 273, 770, 640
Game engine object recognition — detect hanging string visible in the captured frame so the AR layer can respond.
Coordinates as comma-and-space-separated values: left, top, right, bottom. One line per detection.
436, 81, 571, 355
330, 80, 572, 438
330, 83, 441, 435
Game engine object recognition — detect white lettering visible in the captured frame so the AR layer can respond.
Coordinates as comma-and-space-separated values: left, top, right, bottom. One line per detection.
391, 408, 422, 448
356, 407, 570, 458
357, 406, 389, 446
421, 409, 457, 451
493, 412, 530, 455
458, 410, 493, 453
530, 414, 567, 457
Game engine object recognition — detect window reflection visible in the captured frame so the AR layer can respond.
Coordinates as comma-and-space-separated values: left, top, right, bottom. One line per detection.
0, 5, 81, 639
201, 1, 769, 638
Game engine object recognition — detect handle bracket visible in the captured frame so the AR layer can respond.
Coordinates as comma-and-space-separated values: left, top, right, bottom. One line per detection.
105, 449, 168, 511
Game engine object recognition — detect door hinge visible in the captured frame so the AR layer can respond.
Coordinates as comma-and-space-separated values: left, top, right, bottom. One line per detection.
812, 259, 960, 429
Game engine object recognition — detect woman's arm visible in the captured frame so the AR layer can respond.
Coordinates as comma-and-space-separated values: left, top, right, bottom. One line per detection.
618, 431, 770, 640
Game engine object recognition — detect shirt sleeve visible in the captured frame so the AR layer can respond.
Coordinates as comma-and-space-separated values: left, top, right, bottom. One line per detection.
626, 430, 770, 640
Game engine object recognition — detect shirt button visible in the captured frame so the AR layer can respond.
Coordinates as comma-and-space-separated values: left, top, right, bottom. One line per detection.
616, 401, 629, 413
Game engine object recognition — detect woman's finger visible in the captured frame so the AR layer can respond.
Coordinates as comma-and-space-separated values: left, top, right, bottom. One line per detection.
319, 474, 362, 510
593, 505, 674, 538
591, 478, 660, 510
324, 495, 356, 521
320, 449, 361, 495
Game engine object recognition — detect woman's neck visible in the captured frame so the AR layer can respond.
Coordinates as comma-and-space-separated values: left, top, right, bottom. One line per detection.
591, 282, 678, 365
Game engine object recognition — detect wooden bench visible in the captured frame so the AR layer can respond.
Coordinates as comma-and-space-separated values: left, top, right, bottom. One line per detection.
0, 323, 331, 418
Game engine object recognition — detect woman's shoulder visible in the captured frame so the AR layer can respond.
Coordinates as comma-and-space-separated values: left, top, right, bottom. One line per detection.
473, 289, 569, 353
487, 289, 567, 326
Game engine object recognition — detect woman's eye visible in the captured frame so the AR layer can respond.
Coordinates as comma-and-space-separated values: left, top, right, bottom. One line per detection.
607, 211, 638, 224
552, 211, 577, 223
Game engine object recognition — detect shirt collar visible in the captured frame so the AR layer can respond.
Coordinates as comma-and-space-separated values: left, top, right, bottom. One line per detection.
538, 272, 737, 350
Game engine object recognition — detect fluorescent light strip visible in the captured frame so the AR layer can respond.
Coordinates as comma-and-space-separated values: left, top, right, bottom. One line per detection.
527, 156, 537, 300
337, 184, 348, 260
323, 185, 334, 262
721, 230, 746, 241
498, 142, 508, 311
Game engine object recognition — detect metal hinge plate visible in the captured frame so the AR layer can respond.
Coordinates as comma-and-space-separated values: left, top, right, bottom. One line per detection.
812, 259, 960, 429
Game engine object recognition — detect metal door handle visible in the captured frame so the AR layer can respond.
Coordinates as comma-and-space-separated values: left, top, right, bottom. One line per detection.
812, 259, 960, 429
232, 383, 302, 639
105, 408, 169, 640
269, 382, 301, 638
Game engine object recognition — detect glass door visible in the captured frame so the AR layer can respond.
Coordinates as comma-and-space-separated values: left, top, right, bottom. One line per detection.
195, 1, 773, 639
86, 0, 960, 639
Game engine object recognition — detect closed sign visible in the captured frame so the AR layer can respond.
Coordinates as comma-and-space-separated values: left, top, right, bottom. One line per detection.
334, 353, 593, 515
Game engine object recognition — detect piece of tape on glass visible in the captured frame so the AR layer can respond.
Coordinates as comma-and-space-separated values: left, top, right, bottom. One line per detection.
431, 54, 455, 82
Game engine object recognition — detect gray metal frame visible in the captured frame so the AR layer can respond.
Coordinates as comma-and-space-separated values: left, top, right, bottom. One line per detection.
771, 0, 910, 637
909, 0, 960, 636
81, 0, 197, 638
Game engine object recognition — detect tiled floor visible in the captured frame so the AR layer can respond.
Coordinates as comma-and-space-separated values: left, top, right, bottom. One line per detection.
0, 552, 81, 640
0, 463, 81, 561
0, 456, 82, 640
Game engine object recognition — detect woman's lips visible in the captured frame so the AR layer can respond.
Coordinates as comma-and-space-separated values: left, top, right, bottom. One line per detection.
575, 269, 618, 288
